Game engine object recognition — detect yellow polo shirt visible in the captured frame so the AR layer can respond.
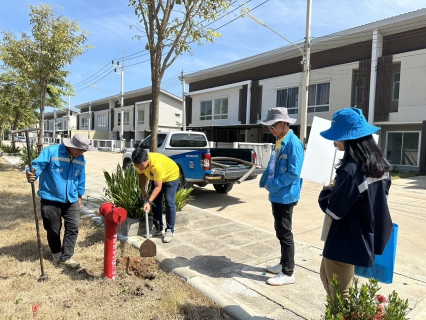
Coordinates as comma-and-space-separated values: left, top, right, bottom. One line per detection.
134, 152, 179, 182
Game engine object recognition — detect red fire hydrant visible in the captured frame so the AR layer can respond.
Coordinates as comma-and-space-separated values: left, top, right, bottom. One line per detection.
99, 202, 127, 280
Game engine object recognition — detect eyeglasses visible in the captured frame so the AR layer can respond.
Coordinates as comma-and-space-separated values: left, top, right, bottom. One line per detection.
268, 122, 281, 130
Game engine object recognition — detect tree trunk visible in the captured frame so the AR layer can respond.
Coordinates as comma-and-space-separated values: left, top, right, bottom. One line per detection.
38, 82, 47, 152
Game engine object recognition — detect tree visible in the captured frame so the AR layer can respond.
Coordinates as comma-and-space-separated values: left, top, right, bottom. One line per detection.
0, 71, 38, 146
130, 0, 234, 151
0, 4, 91, 150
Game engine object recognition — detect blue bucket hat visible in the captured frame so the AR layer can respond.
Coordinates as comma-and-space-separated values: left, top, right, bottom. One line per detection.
320, 108, 380, 141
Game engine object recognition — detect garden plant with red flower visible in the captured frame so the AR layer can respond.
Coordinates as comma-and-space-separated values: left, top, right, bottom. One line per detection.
323, 276, 409, 319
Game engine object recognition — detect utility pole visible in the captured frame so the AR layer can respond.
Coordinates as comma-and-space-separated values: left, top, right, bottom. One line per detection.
113, 51, 125, 150
181, 70, 186, 131
299, 0, 312, 148
88, 101, 91, 139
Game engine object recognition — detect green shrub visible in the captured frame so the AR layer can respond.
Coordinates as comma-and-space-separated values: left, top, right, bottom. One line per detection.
103, 164, 144, 219
324, 276, 409, 320
18, 142, 40, 167
0, 143, 21, 154
103, 164, 195, 219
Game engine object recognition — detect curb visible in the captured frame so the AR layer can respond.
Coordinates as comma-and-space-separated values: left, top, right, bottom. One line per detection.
80, 206, 268, 320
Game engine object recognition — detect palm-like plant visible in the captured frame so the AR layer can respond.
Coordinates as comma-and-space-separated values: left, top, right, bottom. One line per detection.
103, 164, 144, 219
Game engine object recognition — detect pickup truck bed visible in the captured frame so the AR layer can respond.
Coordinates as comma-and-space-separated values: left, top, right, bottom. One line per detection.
122, 132, 265, 193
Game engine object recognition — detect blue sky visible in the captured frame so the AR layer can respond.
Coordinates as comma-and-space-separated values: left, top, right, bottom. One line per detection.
1, 0, 425, 112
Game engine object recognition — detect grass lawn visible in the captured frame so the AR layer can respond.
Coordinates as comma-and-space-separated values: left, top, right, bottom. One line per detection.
0, 157, 227, 320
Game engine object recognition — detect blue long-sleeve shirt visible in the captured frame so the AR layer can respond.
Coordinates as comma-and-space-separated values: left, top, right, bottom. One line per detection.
26, 144, 86, 203
259, 130, 304, 204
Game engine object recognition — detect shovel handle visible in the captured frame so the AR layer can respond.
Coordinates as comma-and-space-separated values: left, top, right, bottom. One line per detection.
145, 209, 150, 239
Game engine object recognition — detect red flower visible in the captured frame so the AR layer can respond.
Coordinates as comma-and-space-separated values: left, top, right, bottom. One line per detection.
376, 294, 387, 303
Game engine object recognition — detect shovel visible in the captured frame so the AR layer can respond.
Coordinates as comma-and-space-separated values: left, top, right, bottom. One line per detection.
139, 208, 156, 257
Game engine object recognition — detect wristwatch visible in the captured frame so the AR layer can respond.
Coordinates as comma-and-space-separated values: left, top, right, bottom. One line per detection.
147, 200, 154, 206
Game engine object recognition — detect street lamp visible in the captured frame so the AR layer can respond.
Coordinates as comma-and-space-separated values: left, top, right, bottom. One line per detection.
112, 53, 125, 149
86, 82, 123, 149
242, 5, 312, 147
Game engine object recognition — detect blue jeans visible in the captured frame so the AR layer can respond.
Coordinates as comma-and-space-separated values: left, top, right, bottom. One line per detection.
151, 179, 179, 233
40, 199, 80, 262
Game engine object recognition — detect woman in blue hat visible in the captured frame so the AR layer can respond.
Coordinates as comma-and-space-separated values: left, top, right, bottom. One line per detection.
318, 107, 393, 299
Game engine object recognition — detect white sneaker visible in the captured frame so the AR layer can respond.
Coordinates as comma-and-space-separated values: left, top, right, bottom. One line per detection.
162, 229, 173, 243
266, 263, 282, 274
52, 252, 61, 265
266, 272, 295, 286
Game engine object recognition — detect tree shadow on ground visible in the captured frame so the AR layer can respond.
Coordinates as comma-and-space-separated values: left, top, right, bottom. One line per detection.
0, 239, 50, 262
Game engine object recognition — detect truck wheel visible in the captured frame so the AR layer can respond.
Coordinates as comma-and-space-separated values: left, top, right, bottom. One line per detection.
213, 183, 233, 193
123, 161, 134, 170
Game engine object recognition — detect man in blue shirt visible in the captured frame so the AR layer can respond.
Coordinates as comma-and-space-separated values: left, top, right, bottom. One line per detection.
259, 108, 304, 286
26, 134, 96, 269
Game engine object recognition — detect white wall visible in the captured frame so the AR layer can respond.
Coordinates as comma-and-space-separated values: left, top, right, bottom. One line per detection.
190, 86, 241, 127
259, 61, 357, 127
93, 110, 109, 132
393, 48, 426, 121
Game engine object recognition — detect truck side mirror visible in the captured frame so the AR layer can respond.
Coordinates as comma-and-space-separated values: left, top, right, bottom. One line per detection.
133, 142, 140, 148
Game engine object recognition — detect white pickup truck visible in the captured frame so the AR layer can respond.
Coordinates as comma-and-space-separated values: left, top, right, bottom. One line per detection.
122, 131, 265, 193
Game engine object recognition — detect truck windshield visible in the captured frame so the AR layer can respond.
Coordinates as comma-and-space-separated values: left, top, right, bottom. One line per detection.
139, 134, 167, 148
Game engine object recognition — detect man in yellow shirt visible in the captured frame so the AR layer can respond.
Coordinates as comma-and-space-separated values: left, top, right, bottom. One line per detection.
132, 148, 180, 243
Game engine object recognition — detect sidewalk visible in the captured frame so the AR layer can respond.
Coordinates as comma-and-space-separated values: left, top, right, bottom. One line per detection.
3, 151, 426, 319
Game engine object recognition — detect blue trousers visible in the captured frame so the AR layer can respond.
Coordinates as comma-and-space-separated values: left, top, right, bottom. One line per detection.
151, 179, 179, 232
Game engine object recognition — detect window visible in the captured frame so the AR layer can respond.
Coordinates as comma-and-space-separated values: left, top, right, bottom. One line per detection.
81, 117, 88, 129
276, 87, 299, 114
139, 134, 167, 148
200, 100, 212, 120
200, 98, 228, 120
117, 113, 121, 126
214, 98, 228, 119
97, 115, 106, 127
170, 134, 208, 147
63, 120, 67, 130
49, 121, 53, 130
124, 112, 130, 125
392, 72, 400, 101
138, 110, 145, 124
387, 132, 420, 166
308, 82, 330, 113
43, 122, 47, 130
56, 121, 63, 130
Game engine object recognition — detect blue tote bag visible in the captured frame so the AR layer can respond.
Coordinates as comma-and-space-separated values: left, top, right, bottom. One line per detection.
354, 223, 399, 284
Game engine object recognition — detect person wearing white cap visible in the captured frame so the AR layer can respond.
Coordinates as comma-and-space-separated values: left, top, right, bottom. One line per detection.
318, 107, 393, 299
259, 107, 304, 286
26, 134, 97, 269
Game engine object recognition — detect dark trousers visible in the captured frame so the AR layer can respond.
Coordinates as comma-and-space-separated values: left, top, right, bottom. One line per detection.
151, 179, 179, 232
40, 199, 80, 262
271, 201, 297, 276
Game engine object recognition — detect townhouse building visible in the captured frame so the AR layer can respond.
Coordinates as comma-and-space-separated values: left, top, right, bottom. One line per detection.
184, 9, 426, 172
66, 87, 182, 147
43, 109, 79, 143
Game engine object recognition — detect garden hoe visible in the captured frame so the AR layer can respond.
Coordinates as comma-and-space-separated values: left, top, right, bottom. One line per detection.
139, 208, 156, 257
11, 128, 48, 281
